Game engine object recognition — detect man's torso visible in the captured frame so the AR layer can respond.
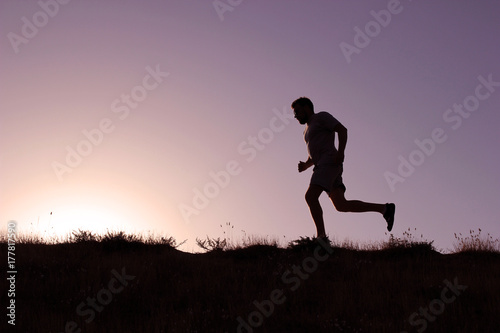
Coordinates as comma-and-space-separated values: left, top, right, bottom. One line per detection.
304, 111, 339, 165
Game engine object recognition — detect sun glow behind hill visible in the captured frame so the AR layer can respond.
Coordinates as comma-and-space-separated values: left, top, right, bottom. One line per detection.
44, 205, 131, 236
15, 198, 135, 240
9, 184, 182, 242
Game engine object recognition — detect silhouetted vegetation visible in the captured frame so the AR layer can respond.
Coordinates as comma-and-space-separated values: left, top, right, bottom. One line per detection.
453, 228, 500, 253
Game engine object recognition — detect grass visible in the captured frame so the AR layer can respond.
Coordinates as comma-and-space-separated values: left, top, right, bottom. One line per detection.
453, 228, 500, 252
0, 228, 499, 332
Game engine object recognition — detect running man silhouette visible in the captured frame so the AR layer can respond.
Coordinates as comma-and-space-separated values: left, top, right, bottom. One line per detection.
292, 97, 395, 238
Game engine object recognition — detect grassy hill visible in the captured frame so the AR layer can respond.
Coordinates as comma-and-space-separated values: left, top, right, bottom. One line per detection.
1, 230, 499, 332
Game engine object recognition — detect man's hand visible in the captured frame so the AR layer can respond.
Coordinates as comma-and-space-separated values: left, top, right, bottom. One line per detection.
298, 161, 308, 172
298, 159, 313, 172
333, 151, 345, 166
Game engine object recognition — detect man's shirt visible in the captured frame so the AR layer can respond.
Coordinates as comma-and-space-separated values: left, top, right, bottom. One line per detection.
304, 111, 340, 166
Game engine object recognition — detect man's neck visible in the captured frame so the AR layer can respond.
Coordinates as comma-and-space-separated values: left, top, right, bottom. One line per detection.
306, 112, 315, 125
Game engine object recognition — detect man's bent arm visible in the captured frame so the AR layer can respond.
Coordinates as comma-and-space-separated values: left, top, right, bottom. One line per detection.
335, 123, 347, 153
334, 123, 347, 164
298, 157, 314, 172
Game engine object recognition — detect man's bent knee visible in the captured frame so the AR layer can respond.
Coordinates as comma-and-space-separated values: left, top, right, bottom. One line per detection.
330, 194, 349, 212
334, 202, 349, 212
305, 186, 323, 205
305, 192, 317, 205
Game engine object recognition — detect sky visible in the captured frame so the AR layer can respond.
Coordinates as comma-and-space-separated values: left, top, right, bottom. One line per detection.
1, 0, 499, 252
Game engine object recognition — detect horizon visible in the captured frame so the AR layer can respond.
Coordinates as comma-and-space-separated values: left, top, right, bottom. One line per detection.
1, 1, 499, 254
3, 222, 497, 255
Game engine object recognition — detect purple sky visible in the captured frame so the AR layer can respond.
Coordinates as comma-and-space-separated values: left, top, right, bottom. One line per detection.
1, 0, 499, 252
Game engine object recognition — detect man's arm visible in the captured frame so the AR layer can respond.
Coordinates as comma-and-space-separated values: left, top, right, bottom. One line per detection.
298, 157, 314, 172
334, 123, 347, 165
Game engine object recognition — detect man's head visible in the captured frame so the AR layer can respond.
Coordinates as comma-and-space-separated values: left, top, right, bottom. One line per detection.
292, 97, 314, 125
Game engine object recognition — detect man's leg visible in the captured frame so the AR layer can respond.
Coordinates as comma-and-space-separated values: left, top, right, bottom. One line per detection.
329, 188, 395, 231
305, 184, 327, 238
328, 187, 385, 214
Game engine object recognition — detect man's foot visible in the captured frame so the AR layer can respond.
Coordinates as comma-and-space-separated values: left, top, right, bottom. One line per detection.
315, 235, 332, 247
384, 203, 395, 232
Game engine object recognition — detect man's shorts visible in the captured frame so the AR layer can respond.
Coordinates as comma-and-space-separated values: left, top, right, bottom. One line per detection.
310, 164, 346, 193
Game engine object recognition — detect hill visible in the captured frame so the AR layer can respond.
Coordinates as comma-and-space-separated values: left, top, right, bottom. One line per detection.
1, 234, 499, 332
